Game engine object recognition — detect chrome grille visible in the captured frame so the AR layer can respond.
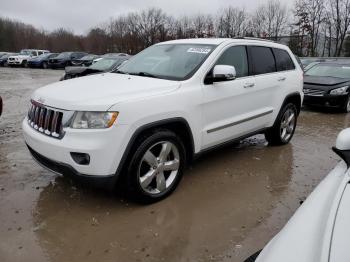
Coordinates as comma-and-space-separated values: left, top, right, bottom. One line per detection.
27, 101, 64, 138
303, 88, 325, 96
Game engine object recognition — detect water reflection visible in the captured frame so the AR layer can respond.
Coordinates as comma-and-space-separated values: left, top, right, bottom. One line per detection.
33, 135, 294, 262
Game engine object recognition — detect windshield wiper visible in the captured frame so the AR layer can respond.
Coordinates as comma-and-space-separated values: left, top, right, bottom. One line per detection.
114, 69, 127, 74
130, 72, 158, 78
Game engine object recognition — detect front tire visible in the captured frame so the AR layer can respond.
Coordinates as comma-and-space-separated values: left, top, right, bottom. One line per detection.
42, 62, 48, 69
342, 95, 350, 113
265, 103, 298, 145
22, 60, 28, 68
125, 130, 186, 203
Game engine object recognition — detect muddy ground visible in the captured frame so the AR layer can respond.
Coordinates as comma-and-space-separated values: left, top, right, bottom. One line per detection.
0, 67, 349, 262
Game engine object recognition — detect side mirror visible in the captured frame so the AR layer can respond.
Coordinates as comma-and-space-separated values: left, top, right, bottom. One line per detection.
213, 65, 236, 82
333, 128, 350, 167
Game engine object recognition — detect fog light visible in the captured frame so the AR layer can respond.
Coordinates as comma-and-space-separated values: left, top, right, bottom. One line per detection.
70, 152, 90, 165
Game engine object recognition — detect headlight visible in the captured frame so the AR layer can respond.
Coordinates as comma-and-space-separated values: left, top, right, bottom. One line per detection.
330, 86, 349, 95
71, 112, 119, 129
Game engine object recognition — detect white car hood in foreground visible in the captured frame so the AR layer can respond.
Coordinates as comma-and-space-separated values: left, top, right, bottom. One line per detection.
31, 73, 180, 111
257, 161, 350, 262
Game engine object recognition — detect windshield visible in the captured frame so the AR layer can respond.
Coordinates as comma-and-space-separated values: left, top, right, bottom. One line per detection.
56, 52, 72, 59
20, 50, 32, 55
81, 55, 96, 60
117, 44, 216, 80
305, 64, 350, 79
89, 58, 122, 71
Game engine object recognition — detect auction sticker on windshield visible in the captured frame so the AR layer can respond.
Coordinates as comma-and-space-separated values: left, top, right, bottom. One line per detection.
187, 47, 212, 54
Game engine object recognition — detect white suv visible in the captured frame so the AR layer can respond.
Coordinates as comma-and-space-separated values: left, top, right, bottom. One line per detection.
23, 38, 303, 202
8, 49, 49, 67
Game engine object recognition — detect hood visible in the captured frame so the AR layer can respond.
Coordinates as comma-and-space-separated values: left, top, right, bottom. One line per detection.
65, 66, 88, 74
304, 76, 350, 90
256, 161, 349, 262
31, 73, 180, 111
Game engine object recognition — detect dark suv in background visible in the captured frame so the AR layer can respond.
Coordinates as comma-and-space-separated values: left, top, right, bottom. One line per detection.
48, 52, 87, 69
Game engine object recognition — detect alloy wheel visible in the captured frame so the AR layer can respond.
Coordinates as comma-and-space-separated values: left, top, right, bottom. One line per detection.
280, 108, 296, 142
138, 141, 180, 195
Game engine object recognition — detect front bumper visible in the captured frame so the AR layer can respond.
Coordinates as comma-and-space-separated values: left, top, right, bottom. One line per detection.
303, 94, 348, 108
27, 145, 118, 188
8, 60, 22, 65
23, 118, 130, 179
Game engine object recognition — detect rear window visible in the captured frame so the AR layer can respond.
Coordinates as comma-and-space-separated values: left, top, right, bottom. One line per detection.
273, 49, 295, 71
249, 46, 276, 75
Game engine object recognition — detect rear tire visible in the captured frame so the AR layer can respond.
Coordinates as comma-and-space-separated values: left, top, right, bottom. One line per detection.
124, 129, 186, 203
265, 103, 298, 145
42, 62, 48, 69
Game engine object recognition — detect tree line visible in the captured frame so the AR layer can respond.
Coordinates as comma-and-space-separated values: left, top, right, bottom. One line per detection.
0, 0, 349, 57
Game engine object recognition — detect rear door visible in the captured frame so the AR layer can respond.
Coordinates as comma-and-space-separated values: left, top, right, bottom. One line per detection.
247, 45, 281, 125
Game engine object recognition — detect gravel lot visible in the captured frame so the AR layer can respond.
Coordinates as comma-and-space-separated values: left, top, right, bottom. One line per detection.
0, 67, 349, 262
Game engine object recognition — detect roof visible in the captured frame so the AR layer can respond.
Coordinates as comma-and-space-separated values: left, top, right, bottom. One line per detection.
158, 38, 287, 49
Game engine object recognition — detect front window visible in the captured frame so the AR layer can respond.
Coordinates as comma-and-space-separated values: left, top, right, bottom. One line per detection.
117, 44, 216, 80
305, 64, 350, 79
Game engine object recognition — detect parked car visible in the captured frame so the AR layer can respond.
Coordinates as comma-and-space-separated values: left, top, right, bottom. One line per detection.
28, 53, 59, 69
246, 128, 350, 262
0, 52, 8, 57
7, 49, 50, 67
303, 62, 350, 112
71, 54, 99, 67
23, 38, 303, 202
48, 52, 88, 69
61, 54, 131, 80
0, 53, 17, 67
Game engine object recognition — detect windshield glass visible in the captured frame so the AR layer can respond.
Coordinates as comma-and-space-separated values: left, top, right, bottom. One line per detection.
89, 58, 122, 71
305, 64, 350, 79
81, 55, 96, 60
117, 44, 216, 80
56, 52, 72, 59
20, 50, 31, 55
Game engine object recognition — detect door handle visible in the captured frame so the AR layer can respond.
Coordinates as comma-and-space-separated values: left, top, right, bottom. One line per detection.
244, 83, 255, 88
278, 77, 286, 81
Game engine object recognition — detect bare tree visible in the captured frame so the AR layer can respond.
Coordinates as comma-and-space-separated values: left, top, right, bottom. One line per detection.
216, 7, 248, 37
327, 0, 350, 56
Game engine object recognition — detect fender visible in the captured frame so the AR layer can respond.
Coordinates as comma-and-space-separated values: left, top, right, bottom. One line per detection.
114, 117, 195, 179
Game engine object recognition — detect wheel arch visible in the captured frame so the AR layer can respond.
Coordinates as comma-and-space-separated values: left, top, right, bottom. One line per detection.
282, 92, 302, 115
115, 117, 195, 180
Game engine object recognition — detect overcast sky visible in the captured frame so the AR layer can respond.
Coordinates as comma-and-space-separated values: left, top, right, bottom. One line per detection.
0, 0, 291, 34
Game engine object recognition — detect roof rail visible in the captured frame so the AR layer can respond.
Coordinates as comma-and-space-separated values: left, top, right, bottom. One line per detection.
234, 37, 276, 43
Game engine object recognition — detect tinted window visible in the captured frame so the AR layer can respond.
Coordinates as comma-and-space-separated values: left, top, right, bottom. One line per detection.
250, 46, 276, 75
273, 49, 295, 71
216, 46, 248, 77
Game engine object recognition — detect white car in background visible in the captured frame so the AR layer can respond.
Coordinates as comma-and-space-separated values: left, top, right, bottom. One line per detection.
247, 128, 350, 262
7, 49, 50, 67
